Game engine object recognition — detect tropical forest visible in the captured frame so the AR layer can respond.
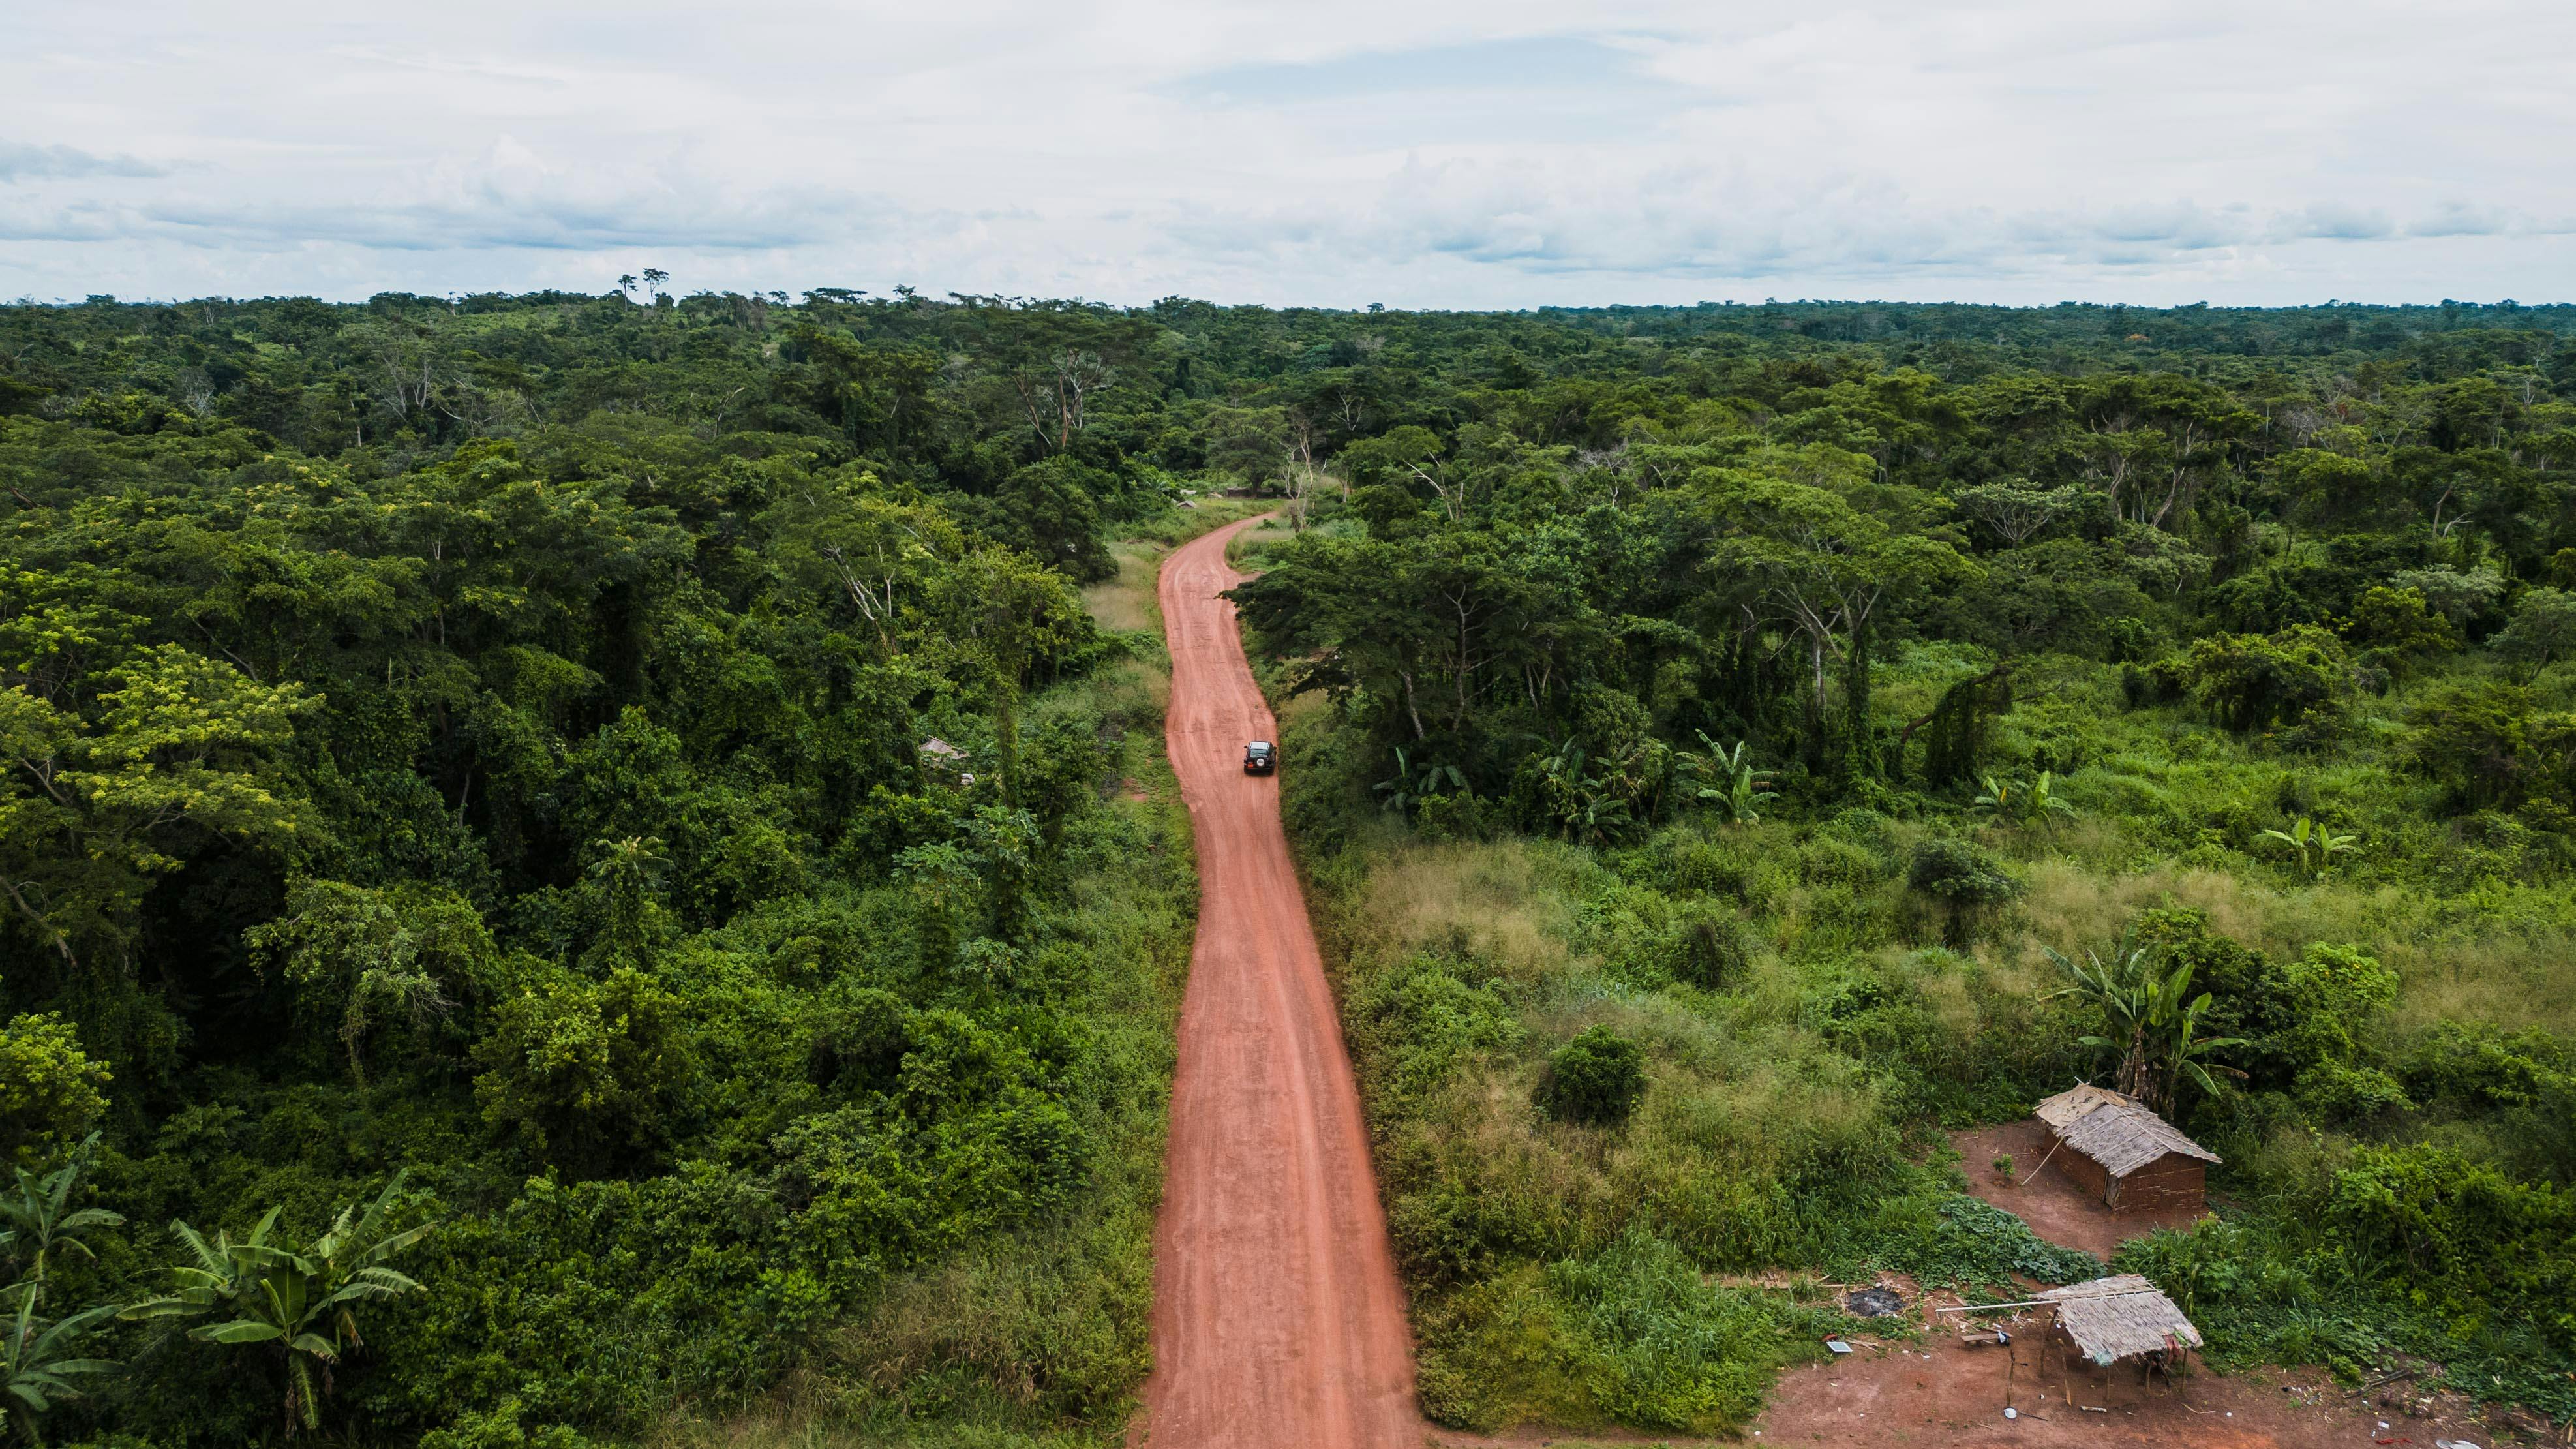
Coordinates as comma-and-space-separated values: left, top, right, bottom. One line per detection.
0, 288, 2571, 1444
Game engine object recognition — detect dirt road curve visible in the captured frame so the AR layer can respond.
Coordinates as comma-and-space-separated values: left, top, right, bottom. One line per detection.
1138, 518, 1424, 1449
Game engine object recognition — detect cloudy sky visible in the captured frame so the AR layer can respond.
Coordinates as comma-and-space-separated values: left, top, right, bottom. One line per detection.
4, 1, 2569, 307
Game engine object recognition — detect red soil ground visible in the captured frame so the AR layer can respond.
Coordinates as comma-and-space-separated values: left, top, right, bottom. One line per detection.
1134, 518, 1425, 1449
1752, 1287, 2498, 1449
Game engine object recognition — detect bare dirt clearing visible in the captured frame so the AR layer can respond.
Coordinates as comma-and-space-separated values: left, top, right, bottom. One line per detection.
1754, 1318, 2493, 1449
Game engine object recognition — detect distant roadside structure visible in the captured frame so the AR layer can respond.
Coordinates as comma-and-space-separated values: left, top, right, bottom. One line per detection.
2033, 1084, 2219, 1215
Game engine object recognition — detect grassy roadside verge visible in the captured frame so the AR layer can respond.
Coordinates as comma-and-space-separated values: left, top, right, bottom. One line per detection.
655, 501, 1265, 1449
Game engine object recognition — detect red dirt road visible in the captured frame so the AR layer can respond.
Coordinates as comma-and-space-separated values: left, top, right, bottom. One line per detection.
1138, 519, 1425, 1449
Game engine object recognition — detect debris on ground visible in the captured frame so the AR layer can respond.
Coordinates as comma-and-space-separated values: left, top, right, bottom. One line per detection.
1843, 1286, 1906, 1319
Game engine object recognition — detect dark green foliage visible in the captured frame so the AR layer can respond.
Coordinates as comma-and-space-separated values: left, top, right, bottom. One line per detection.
1412, 1235, 1843, 1437
0, 290, 1218, 1443
1915, 667, 2012, 787
1535, 1026, 1646, 1126
1215, 289, 2576, 1436
2120, 1144, 2576, 1420
1852, 1194, 2100, 1287
2161, 624, 2353, 735
2402, 680, 2576, 813
1671, 906, 1750, 990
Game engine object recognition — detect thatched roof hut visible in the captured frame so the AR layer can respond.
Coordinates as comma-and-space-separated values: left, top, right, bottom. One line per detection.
2033, 1085, 2219, 1213
2037, 1274, 2203, 1365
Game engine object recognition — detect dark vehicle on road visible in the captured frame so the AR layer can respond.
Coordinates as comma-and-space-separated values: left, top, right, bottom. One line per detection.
1243, 740, 1275, 775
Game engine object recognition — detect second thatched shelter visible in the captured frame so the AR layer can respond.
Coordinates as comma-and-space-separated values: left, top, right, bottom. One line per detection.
2037, 1274, 2204, 1365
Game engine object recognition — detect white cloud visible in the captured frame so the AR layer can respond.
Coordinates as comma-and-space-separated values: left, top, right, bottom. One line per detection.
0, 140, 167, 181
1, 1, 2569, 305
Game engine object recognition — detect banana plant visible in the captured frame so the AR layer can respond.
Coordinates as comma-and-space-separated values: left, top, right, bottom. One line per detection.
1683, 733, 1774, 825
1973, 773, 2018, 821
126, 1172, 434, 1435
2025, 771, 2077, 829
1976, 771, 2076, 828
2150, 987, 2250, 1112
2260, 814, 2357, 880
0, 1136, 123, 1296
1535, 740, 1638, 844
1, 1284, 117, 1442
1373, 748, 1465, 816
2043, 930, 2157, 1097
2044, 932, 2246, 1114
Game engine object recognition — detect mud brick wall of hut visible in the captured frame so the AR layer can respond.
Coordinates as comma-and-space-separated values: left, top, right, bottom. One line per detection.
2049, 1128, 2113, 1200
2106, 1153, 2205, 1213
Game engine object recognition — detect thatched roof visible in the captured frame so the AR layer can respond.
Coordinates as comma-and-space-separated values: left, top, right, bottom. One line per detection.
2035, 1085, 2220, 1178
2039, 1275, 2202, 1364
2035, 1083, 2133, 1131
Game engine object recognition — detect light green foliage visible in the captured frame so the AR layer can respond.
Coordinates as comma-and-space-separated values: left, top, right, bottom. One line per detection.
473, 966, 696, 1177
1975, 770, 2075, 828
2342, 585, 2458, 670
2491, 585, 2576, 670
2390, 566, 2506, 625
1679, 735, 1774, 825
2269, 943, 2399, 1084
2260, 814, 2359, 880
0, 642, 313, 968
0, 1017, 110, 1167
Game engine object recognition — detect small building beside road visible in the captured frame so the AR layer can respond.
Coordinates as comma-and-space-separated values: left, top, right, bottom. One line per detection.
2034, 1084, 2219, 1215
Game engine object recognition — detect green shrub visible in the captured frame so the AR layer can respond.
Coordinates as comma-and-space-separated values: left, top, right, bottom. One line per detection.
1904, 838, 2019, 945
1536, 1026, 1646, 1126
1797, 835, 1884, 887
2161, 624, 2352, 734
1671, 907, 1750, 990
473, 966, 698, 1178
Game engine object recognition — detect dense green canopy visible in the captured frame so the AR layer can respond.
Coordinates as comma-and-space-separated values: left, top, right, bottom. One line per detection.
1, 287, 2572, 1442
